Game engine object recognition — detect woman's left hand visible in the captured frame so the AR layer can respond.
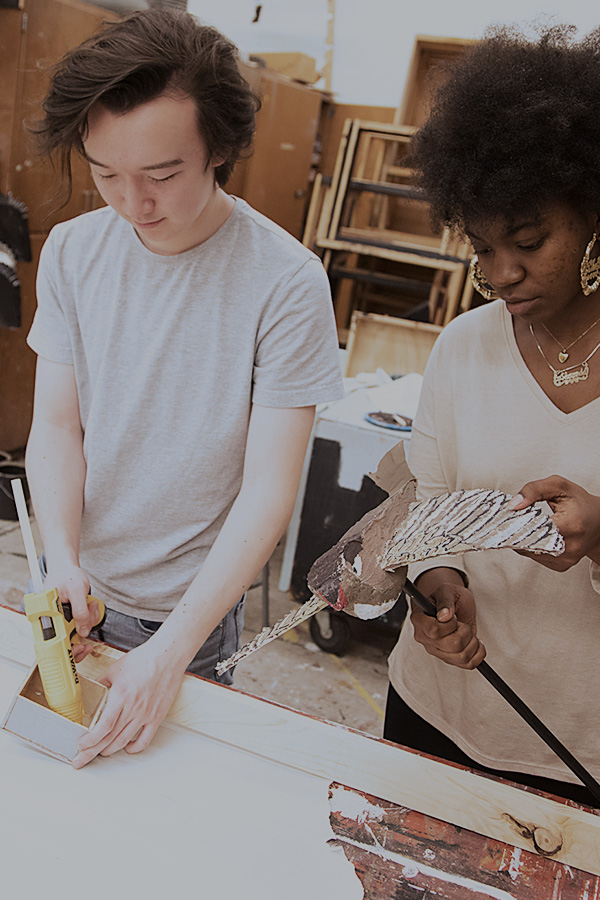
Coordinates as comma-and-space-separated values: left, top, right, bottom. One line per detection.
72, 638, 188, 768
508, 475, 600, 569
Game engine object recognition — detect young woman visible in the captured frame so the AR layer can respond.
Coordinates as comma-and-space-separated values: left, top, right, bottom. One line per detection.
384, 25, 600, 807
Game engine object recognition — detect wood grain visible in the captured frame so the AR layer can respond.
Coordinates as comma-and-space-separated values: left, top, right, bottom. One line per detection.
344, 311, 441, 377
330, 783, 600, 899
2, 604, 599, 875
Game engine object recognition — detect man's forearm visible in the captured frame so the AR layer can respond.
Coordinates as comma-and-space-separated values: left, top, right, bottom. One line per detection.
151, 472, 300, 669
25, 418, 86, 569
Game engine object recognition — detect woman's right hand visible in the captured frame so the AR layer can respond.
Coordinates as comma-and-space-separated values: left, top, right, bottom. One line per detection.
410, 568, 486, 669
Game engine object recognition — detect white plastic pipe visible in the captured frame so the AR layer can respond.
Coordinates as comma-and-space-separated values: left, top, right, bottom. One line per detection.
11, 478, 43, 593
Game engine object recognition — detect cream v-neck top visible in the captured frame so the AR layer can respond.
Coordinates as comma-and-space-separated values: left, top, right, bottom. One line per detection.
389, 299, 600, 781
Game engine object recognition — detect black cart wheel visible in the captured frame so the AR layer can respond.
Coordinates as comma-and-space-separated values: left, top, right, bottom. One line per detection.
309, 609, 352, 655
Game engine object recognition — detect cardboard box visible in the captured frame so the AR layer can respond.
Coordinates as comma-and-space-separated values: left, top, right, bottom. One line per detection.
252, 52, 320, 85
1, 664, 108, 763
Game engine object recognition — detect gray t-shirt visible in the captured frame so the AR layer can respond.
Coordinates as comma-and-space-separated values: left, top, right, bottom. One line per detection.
28, 199, 343, 618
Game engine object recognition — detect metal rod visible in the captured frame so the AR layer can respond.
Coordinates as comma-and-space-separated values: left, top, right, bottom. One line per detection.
402, 578, 600, 805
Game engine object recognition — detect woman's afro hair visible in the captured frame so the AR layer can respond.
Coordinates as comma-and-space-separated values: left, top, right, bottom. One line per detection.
409, 24, 600, 231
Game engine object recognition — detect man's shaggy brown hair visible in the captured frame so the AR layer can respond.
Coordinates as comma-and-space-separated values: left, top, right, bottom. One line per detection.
35, 8, 259, 201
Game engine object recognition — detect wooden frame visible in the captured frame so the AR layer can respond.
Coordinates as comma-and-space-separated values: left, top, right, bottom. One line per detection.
310, 119, 471, 330
2, 604, 599, 876
397, 34, 478, 127
316, 120, 419, 245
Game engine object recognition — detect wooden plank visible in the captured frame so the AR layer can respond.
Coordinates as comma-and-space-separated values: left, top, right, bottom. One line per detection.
0, 651, 362, 900
315, 116, 354, 244
1, 604, 599, 875
329, 265, 431, 294
302, 171, 324, 248
442, 264, 469, 324
325, 118, 361, 241
337, 227, 466, 258
349, 121, 417, 138
330, 783, 600, 899
316, 237, 468, 272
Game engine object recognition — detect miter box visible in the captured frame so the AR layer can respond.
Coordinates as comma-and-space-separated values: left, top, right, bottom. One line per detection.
1, 664, 108, 763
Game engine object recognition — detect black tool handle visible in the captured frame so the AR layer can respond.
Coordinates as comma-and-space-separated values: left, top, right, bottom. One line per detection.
402, 578, 600, 806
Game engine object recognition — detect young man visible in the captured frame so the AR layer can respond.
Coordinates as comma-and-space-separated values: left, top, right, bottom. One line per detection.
26, 10, 343, 767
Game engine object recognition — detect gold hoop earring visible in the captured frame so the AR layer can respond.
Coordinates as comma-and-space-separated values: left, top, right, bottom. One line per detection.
469, 257, 499, 301
581, 233, 600, 296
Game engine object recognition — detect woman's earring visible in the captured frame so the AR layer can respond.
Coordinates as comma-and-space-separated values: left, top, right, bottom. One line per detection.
469, 257, 499, 301
581, 233, 600, 296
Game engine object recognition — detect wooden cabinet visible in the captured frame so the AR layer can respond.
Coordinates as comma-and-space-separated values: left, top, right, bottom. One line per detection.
228, 65, 325, 239
0, 0, 114, 451
398, 35, 477, 127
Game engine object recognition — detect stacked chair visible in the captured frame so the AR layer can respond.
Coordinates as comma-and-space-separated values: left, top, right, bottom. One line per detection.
303, 117, 475, 340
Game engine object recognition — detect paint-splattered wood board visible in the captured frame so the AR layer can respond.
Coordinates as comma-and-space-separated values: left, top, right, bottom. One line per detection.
2, 604, 600, 881
330, 782, 600, 898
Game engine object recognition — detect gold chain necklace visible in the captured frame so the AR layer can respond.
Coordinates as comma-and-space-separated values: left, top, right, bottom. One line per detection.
540, 313, 600, 363
529, 323, 600, 387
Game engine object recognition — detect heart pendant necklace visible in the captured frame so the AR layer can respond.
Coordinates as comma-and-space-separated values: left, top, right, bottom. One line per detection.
530, 323, 600, 387
541, 313, 600, 363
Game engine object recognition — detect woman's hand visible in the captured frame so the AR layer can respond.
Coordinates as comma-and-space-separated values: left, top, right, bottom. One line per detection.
410, 568, 486, 669
508, 475, 600, 569
72, 638, 188, 768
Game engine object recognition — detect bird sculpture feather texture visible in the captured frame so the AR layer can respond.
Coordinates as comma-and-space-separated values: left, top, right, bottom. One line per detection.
216, 474, 564, 675
379, 488, 565, 570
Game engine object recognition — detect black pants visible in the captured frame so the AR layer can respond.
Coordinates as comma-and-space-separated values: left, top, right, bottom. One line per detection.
384, 682, 598, 808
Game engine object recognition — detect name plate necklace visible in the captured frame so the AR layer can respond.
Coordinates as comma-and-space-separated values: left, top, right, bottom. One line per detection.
530, 322, 600, 386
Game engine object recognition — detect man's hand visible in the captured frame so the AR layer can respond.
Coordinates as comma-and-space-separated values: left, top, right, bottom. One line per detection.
411, 569, 485, 669
43, 562, 101, 662
508, 475, 600, 570
71, 403, 316, 769
72, 638, 187, 768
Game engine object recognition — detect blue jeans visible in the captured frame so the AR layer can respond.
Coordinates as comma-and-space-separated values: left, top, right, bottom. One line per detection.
30, 554, 244, 685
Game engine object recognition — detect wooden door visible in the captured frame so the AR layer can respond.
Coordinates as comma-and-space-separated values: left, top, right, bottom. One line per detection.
7, 0, 114, 232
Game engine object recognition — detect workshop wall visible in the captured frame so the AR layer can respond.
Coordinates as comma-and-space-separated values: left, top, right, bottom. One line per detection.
188, 0, 600, 107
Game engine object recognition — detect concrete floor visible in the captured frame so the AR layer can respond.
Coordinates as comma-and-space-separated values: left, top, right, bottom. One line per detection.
0, 512, 402, 738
